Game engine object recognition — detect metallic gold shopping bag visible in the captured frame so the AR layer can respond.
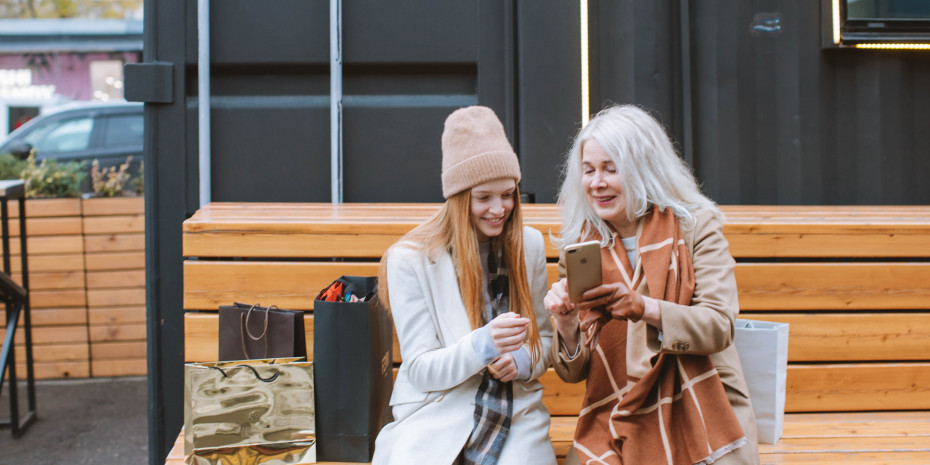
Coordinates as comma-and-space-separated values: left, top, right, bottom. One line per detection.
184, 357, 316, 464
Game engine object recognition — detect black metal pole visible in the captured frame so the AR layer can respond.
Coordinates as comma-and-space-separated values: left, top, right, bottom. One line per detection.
18, 197, 36, 428
0, 197, 19, 436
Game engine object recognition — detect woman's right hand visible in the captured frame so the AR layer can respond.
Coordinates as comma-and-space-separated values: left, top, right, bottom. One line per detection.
544, 279, 581, 351
544, 279, 577, 319
487, 312, 529, 354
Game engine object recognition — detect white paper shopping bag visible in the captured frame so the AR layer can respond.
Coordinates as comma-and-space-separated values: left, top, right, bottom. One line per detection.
734, 319, 789, 445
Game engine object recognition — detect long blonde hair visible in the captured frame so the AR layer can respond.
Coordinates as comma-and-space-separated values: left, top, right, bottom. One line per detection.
377, 184, 542, 365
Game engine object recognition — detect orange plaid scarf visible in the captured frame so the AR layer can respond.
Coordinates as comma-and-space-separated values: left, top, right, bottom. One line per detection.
573, 206, 746, 464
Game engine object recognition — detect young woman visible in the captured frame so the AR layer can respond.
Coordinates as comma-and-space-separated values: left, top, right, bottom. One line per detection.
545, 105, 759, 465
372, 106, 556, 465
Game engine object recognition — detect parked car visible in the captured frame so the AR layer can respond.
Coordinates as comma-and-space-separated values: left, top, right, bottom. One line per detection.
0, 101, 143, 192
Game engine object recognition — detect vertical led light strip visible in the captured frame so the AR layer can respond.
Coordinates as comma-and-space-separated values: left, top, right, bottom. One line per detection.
198, 0, 211, 207
581, 0, 590, 125
330, 0, 343, 204
832, 0, 841, 44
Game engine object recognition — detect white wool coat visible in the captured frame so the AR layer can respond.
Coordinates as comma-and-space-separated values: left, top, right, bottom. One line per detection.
372, 226, 556, 465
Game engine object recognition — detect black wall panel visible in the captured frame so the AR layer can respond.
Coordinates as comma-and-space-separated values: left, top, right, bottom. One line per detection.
592, 0, 930, 205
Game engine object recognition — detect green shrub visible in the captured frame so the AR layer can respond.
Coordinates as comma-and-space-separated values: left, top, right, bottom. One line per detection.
0, 153, 27, 180
20, 151, 86, 198
91, 156, 133, 197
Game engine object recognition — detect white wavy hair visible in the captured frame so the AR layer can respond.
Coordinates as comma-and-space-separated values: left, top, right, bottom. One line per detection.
557, 104, 719, 247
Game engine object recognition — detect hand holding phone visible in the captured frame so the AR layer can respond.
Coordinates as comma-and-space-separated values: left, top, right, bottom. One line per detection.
565, 240, 602, 302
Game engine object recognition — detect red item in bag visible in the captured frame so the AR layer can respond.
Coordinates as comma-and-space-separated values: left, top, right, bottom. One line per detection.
319, 281, 344, 302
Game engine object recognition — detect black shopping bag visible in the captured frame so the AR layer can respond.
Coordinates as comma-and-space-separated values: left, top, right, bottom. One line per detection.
218, 303, 307, 361
313, 276, 393, 462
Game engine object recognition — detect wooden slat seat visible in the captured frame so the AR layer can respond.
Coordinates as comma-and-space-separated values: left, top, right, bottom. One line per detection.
165, 412, 930, 465
175, 202, 930, 464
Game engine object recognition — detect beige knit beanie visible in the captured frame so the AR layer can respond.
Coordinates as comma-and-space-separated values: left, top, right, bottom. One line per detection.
441, 106, 521, 198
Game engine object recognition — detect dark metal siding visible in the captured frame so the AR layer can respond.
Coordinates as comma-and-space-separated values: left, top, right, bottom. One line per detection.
592, 0, 930, 205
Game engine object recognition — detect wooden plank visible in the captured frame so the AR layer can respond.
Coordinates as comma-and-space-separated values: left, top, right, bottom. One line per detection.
183, 260, 556, 311
0, 325, 88, 345
90, 341, 146, 360
726, 233, 930, 258
183, 232, 400, 259
89, 306, 146, 325
776, 411, 930, 437
18, 307, 87, 326
85, 251, 146, 271
183, 261, 379, 310
83, 215, 145, 235
786, 363, 930, 411
9, 253, 87, 273
91, 359, 146, 377
15, 343, 88, 363
184, 312, 400, 364
88, 322, 146, 342
740, 312, 930, 362
185, 260, 930, 313
735, 263, 930, 310
0, 235, 84, 255
182, 203, 930, 259
30, 289, 86, 308
87, 288, 145, 307
82, 197, 144, 216
12, 270, 85, 290
6, 217, 84, 236
11, 198, 83, 218
85, 269, 145, 289
758, 452, 930, 464
761, 436, 930, 453
84, 233, 145, 253
5, 361, 90, 379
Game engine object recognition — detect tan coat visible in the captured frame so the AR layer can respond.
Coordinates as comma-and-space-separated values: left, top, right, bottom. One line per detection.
553, 208, 759, 465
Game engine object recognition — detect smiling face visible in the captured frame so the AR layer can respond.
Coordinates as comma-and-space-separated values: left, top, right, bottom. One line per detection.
470, 178, 517, 242
582, 139, 635, 235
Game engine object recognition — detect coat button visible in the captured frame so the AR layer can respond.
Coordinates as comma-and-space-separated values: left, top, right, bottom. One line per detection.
673, 340, 690, 351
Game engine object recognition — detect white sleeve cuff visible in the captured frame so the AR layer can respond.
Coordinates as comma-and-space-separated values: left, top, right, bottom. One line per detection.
471, 325, 501, 365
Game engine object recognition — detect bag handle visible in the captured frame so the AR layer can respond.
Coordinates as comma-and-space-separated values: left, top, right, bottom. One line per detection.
240, 304, 277, 359
209, 364, 280, 383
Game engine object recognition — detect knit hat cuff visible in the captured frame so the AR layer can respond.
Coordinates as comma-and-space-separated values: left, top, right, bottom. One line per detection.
441, 150, 521, 198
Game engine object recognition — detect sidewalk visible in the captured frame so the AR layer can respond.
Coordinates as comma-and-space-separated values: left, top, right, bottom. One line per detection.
0, 376, 147, 465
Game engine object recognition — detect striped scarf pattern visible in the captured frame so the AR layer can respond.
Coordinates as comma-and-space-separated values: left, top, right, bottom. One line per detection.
573, 206, 746, 465
464, 245, 513, 465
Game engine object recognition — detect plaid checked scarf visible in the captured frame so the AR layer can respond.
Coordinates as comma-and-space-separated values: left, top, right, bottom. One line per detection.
464, 243, 513, 465
573, 206, 746, 465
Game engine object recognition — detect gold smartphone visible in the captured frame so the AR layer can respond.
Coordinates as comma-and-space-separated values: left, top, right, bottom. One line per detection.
565, 240, 602, 302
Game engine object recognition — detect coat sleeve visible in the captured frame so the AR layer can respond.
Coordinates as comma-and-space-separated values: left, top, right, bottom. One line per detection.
524, 227, 554, 381
386, 246, 487, 392
550, 328, 590, 383
647, 209, 738, 355
549, 244, 590, 383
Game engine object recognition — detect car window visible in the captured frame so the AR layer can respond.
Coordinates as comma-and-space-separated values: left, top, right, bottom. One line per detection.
102, 114, 144, 148
23, 116, 94, 154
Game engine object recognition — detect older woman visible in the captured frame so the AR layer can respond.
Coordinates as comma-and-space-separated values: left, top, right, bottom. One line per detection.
545, 105, 759, 465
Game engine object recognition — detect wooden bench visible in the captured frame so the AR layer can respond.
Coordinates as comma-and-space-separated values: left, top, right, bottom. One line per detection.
170, 203, 930, 464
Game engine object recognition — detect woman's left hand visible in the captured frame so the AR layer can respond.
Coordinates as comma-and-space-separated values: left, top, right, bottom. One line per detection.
575, 282, 646, 350
578, 282, 646, 323
487, 353, 518, 382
